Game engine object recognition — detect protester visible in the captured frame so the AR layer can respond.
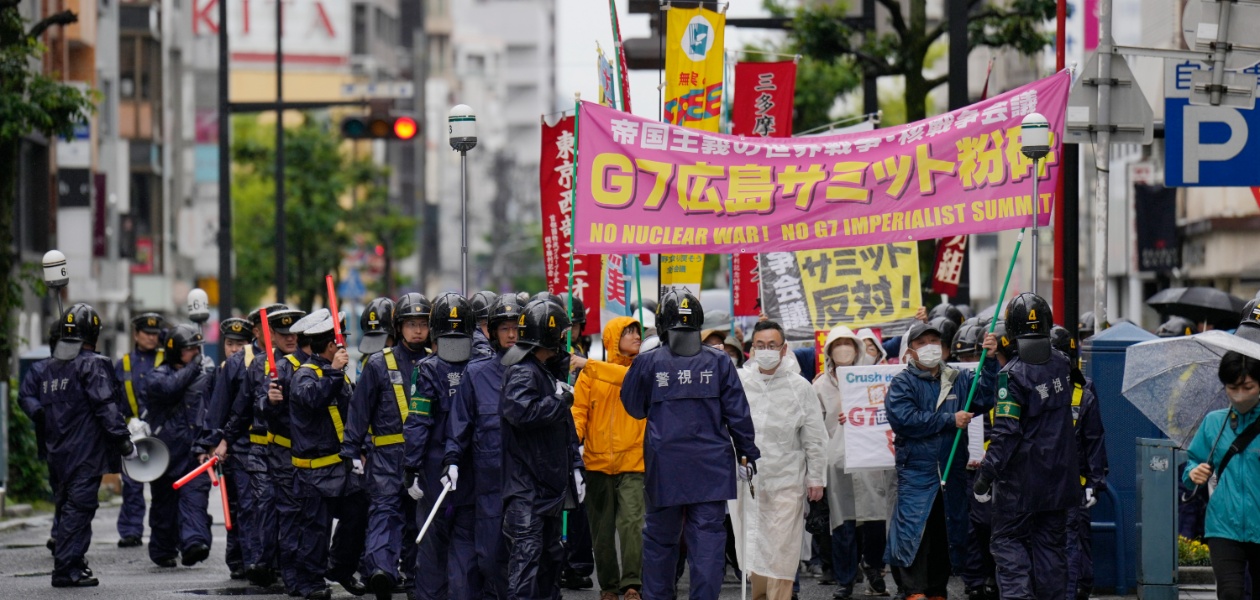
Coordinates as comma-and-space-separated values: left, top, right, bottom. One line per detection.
731, 320, 827, 600
856, 328, 887, 365
1185, 351, 1260, 600
973, 294, 1079, 600
572, 316, 647, 600
621, 290, 760, 600
885, 320, 998, 599
814, 326, 892, 598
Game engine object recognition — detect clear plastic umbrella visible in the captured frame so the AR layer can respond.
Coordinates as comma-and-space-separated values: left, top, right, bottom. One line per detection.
1122, 331, 1260, 447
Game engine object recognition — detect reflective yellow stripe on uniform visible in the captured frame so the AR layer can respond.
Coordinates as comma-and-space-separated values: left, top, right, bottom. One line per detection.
155, 349, 164, 368
372, 433, 405, 446
122, 354, 140, 418
272, 434, 292, 449
244, 345, 255, 367
291, 454, 342, 469
250, 433, 273, 445
382, 348, 410, 425
1073, 383, 1086, 486
300, 364, 345, 443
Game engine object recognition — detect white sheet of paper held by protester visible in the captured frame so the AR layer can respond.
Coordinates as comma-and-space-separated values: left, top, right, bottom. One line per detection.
837, 364, 902, 472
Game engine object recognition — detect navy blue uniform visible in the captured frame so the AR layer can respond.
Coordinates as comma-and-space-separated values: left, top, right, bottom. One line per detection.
41, 349, 130, 582
620, 345, 760, 600
342, 344, 427, 586
445, 350, 510, 598
260, 350, 308, 592
1066, 373, 1108, 599
146, 358, 215, 564
472, 329, 494, 359
197, 344, 258, 573
406, 353, 477, 600
980, 351, 1080, 600
499, 353, 581, 600
239, 349, 282, 577
289, 355, 369, 597
114, 348, 161, 540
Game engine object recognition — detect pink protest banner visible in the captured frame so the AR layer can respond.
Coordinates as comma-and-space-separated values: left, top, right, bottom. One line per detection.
574, 71, 1069, 255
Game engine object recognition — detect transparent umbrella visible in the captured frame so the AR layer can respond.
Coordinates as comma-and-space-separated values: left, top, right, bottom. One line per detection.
1122, 331, 1260, 447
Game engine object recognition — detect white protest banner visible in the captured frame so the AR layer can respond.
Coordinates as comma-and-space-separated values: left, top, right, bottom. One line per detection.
838, 362, 980, 472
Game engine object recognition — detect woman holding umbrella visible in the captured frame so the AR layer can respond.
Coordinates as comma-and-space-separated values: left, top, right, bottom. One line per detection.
1184, 351, 1260, 600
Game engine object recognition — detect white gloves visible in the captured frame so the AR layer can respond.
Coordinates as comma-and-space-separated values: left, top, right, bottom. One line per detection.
351, 459, 364, 476
737, 462, 756, 482
1083, 487, 1097, 509
573, 469, 586, 504
123, 441, 140, 461
127, 418, 151, 439
407, 479, 424, 501
442, 465, 460, 491
974, 490, 992, 504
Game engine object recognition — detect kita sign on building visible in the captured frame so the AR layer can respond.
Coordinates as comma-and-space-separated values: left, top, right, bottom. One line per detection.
193, 0, 350, 67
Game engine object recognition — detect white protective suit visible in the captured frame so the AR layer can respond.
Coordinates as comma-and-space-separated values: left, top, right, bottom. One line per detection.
813, 326, 895, 529
731, 354, 828, 581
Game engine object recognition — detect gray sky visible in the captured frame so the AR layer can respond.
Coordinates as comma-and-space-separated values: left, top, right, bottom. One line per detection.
555, 0, 786, 117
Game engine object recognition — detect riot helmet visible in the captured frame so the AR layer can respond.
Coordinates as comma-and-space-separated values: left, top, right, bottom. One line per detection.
166, 324, 205, 363
1050, 325, 1077, 363
502, 299, 571, 366
928, 303, 965, 326
1156, 316, 1196, 338
359, 297, 396, 354
471, 291, 497, 323
54, 303, 102, 360
657, 289, 704, 357
1006, 293, 1053, 364
1237, 298, 1260, 343
430, 293, 476, 363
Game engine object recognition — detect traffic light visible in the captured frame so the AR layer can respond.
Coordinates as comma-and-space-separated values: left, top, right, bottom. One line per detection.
341, 115, 420, 140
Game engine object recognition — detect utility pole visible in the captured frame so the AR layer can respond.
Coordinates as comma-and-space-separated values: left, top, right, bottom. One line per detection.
413, 25, 431, 295
1092, 0, 1114, 329
274, 0, 287, 303
217, 0, 232, 318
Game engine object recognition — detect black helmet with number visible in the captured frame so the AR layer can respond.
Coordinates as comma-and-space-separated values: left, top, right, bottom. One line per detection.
953, 321, 984, 358
556, 292, 587, 325
928, 316, 959, 359
429, 293, 476, 363
929, 303, 966, 326
359, 297, 396, 355
1050, 325, 1077, 363
657, 289, 704, 357
1006, 293, 1054, 364
488, 293, 524, 327
166, 323, 205, 361
394, 293, 432, 331
471, 291, 497, 322
502, 299, 571, 366
1157, 316, 1196, 338
54, 303, 102, 360
1237, 298, 1260, 343
992, 320, 1017, 361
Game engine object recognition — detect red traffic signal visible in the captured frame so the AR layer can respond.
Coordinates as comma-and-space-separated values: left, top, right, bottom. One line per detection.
341, 115, 420, 140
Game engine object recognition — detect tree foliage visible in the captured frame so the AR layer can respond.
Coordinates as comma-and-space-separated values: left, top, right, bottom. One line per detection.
230, 114, 413, 310
765, 0, 1054, 127
0, 3, 95, 385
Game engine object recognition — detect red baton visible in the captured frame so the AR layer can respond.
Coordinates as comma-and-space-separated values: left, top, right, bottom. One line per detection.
173, 456, 218, 490
326, 275, 345, 348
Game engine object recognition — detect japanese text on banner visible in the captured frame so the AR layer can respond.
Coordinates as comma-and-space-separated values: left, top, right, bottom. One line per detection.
539, 116, 600, 335
659, 253, 705, 295
601, 254, 633, 322
574, 72, 1069, 255
664, 6, 725, 131
732, 61, 797, 138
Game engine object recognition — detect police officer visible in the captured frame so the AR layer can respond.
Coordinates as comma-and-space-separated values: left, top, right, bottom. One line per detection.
146, 324, 216, 567
115, 311, 166, 548
961, 320, 1010, 600
358, 297, 396, 362
930, 316, 961, 363
242, 305, 304, 587
620, 290, 761, 600
552, 292, 596, 590
194, 316, 253, 578
1237, 298, 1260, 343
952, 320, 985, 364
470, 290, 498, 358
392, 293, 431, 586
973, 293, 1080, 600
1157, 316, 1196, 338
21, 322, 61, 554
43, 303, 134, 587
288, 310, 369, 600
498, 299, 584, 598
1051, 326, 1108, 600
405, 293, 478, 600
342, 296, 425, 600
445, 293, 523, 599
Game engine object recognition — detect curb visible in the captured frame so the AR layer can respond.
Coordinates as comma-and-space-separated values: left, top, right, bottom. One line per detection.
1179, 566, 1215, 585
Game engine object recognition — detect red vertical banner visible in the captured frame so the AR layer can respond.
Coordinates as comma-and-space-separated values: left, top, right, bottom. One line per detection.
731, 253, 761, 316
731, 61, 797, 138
930, 235, 968, 297
540, 116, 600, 336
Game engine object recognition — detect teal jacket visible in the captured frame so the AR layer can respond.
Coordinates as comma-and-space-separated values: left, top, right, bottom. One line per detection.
1182, 406, 1260, 543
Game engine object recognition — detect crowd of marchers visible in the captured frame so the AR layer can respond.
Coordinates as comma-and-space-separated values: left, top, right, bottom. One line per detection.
18, 288, 1260, 600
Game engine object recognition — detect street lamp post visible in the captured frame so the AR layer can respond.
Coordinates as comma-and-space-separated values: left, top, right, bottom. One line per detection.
448, 105, 477, 295
1020, 113, 1050, 297
42, 249, 69, 318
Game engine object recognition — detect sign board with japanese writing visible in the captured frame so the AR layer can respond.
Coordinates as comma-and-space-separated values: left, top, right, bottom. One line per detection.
601, 254, 634, 323
931, 235, 968, 297
664, 6, 725, 131
732, 61, 796, 138
1165, 59, 1260, 186
540, 116, 600, 336
574, 72, 1068, 255
758, 244, 921, 341
659, 254, 704, 297
837, 365, 902, 472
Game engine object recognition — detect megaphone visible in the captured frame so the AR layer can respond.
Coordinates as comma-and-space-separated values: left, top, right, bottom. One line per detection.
121, 436, 170, 483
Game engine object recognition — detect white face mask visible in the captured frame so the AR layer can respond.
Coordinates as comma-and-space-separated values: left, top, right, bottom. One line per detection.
730, 355, 740, 367
833, 345, 857, 366
914, 344, 943, 369
753, 349, 782, 370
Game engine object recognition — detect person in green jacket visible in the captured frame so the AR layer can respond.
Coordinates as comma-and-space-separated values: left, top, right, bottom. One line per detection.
1184, 350, 1260, 600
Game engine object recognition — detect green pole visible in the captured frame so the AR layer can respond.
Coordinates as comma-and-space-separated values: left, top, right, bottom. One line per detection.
563, 94, 582, 542
939, 228, 1026, 487
635, 258, 645, 324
